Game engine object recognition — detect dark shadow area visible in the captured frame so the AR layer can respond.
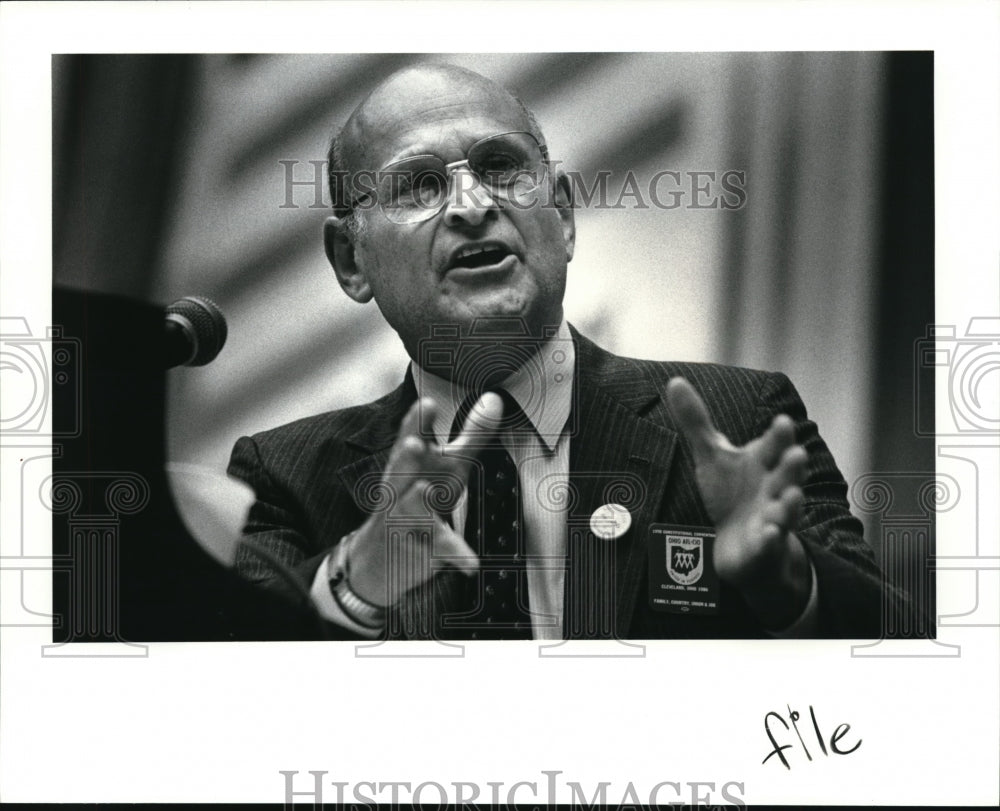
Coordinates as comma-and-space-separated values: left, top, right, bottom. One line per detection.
871, 51, 936, 628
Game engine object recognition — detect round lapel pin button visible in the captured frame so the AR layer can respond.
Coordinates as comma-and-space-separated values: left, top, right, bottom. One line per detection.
590, 503, 632, 540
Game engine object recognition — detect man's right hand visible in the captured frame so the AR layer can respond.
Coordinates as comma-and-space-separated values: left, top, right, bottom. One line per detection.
343, 392, 504, 608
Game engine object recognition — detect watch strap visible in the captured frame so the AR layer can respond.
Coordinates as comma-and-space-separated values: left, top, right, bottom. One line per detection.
328, 532, 386, 630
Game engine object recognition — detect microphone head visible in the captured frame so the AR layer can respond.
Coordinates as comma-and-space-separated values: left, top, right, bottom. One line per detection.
165, 296, 228, 367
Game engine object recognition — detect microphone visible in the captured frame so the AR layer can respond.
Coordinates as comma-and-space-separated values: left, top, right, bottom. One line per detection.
164, 296, 228, 368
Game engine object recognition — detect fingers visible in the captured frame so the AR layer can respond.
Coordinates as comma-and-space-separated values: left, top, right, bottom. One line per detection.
356, 478, 479, 605
761, 485, 804, 535
765, 444, 808, 498
758, 444, 806, 541
756, 414, 796, 469
382, 393, 508, 528
668, 377, 802, 474
395, 483, 480, 577
382, 398, 462, 525
385, 435, 427, 482
666, 377, 729, 462
385, 396, 454, 483
416, 396, 438, 440
443, 391, 505, 459
395, 396, 438, 448
429, 511, 479, 576
399, 395, 432, 440
385, 397, 433, 472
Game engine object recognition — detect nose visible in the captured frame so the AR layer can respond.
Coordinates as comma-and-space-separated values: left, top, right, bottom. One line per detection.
442, 165, 497, 228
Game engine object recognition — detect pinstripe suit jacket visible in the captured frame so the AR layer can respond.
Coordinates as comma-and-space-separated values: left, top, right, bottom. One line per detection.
229, 328, 900, 639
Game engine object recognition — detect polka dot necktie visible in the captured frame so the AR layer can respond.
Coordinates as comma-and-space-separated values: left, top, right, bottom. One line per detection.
450, 390, 533, 640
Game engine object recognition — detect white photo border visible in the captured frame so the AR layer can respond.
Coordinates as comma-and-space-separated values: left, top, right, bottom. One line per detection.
1, 1, 997, 805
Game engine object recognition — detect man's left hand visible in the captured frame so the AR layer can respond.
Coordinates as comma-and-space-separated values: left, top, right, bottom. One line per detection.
666, 377, 812, 629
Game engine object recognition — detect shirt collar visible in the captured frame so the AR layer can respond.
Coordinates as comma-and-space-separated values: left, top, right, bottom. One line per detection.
410, 319, 575, 452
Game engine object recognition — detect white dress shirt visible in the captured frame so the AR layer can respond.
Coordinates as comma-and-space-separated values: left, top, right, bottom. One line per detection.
410, 320, 575, 640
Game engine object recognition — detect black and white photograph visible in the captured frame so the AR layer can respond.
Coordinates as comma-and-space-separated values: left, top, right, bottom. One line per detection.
51, 50, 934, 643
1, 1, 997, 807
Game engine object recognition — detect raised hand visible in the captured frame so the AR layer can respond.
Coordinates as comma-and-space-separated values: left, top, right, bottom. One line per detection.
346, 392, 504, 608
665, 377, 812, 628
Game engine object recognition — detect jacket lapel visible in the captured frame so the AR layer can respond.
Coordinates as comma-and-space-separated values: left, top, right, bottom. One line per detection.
564, 330, 679, 638
334, 369, 415, 506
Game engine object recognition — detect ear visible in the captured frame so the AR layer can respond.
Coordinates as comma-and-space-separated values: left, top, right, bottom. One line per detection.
324, 215, 373, 303
553, 170, 576, 262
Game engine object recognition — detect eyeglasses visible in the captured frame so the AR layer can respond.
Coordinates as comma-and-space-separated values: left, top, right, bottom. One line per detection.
347, 131, 549, 225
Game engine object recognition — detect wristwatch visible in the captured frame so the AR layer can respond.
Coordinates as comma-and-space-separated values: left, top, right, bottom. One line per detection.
328, 531, 387, 630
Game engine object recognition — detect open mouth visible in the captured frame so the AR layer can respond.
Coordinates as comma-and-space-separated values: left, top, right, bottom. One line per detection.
446, 242, 517, 272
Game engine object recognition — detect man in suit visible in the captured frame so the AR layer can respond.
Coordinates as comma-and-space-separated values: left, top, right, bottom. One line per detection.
229, 63, 903, 640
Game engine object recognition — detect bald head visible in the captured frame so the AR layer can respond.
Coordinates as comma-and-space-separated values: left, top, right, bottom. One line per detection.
327, 64, 544, 216
322, 61, 575, 360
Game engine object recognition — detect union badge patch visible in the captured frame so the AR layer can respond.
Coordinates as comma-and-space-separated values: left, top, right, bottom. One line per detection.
666, 535, 704, 585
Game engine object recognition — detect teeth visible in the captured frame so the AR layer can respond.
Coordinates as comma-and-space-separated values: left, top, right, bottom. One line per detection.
457, 245, 495, 260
